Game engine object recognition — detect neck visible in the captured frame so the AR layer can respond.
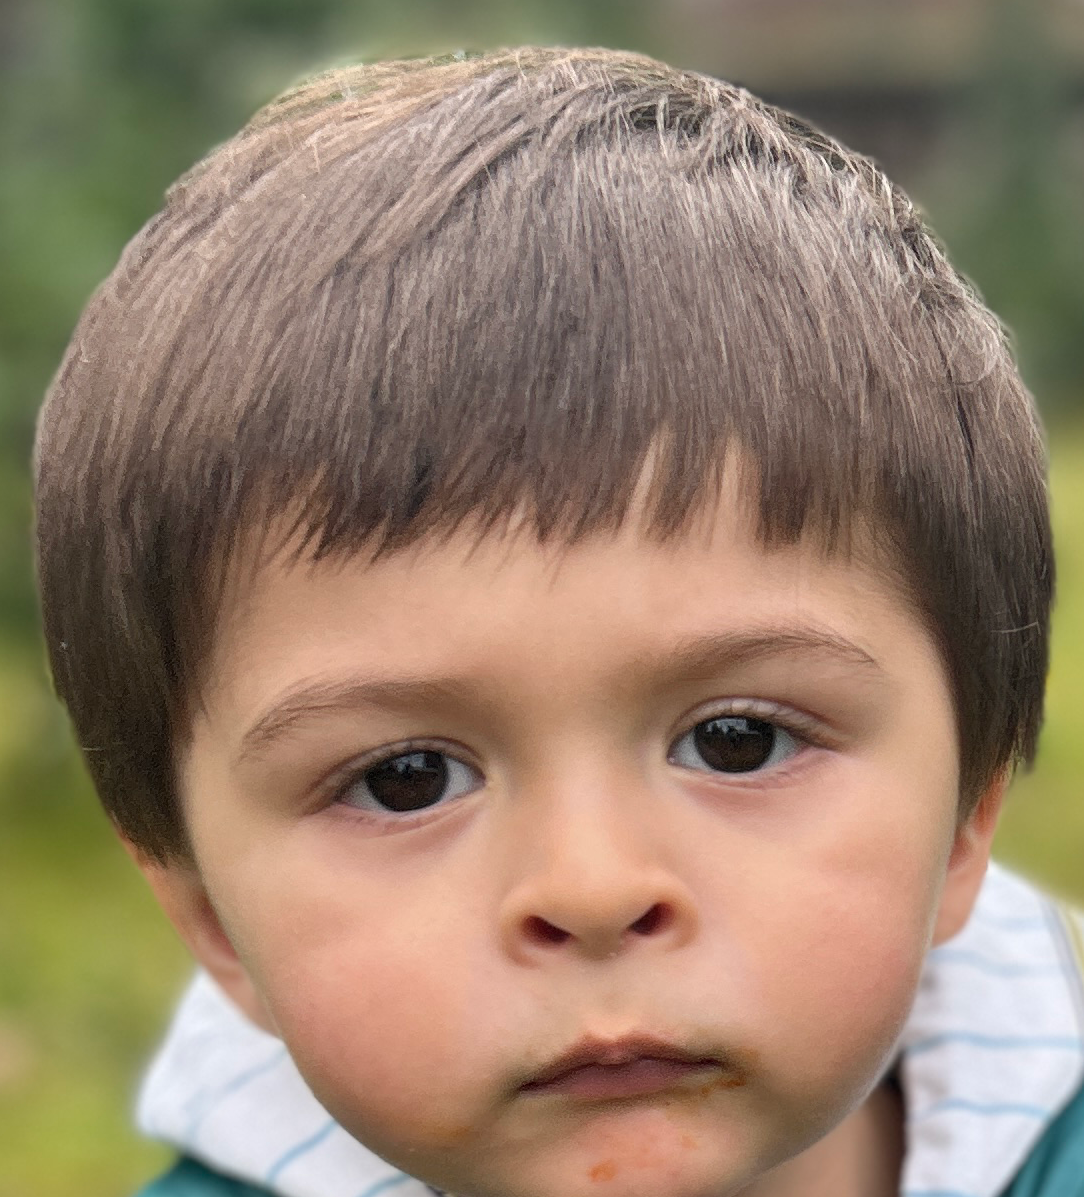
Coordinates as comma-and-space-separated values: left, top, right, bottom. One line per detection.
742, 1079, 904, 1197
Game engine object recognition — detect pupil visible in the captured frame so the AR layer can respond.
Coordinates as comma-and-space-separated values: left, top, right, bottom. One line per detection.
695, 716, 775, 772
365, 751, 448, 811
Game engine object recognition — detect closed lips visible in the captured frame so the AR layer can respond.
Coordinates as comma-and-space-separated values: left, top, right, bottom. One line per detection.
522, 1037, 721, 1092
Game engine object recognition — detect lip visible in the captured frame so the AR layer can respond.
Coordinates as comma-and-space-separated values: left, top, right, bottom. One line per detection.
521, 1035, 723, 1099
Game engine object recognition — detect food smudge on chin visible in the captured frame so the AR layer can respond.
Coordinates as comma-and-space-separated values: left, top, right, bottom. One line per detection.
425, 1121, 477, 1148
588, 1159, 618, 1181
657, 1047, 757, 1107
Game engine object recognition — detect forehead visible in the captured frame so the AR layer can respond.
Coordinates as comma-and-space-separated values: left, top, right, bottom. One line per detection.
201, 475, 938, 732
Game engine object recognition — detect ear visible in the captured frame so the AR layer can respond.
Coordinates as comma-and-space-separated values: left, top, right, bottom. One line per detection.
931, 772, 1009, 946
121, 837, 279, 1035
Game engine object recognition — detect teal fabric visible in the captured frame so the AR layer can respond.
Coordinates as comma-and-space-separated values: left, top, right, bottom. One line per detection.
1002, 1077, 1084, 1196
137, 1156, 270, 1197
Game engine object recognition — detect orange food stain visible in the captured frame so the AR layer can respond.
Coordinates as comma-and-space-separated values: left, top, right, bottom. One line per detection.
430, 1122, 475, 1146
696, 1071, 747, 1097
588, 1160, 618, 1182
658, 1050, 759, 1110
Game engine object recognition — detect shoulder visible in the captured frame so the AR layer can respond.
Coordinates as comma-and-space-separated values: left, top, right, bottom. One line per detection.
1004, 1073, 1084, 1196
1003, 891, 1084, 1196
135, 1157, 272, 1197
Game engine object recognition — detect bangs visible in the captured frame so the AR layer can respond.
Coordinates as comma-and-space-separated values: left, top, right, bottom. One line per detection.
161, 97, 989, 573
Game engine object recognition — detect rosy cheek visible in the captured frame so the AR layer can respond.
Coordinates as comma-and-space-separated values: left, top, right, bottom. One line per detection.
766, 906, 926, 1092
263, 944, 498, 1151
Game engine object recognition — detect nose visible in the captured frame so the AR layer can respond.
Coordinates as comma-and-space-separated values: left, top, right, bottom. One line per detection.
497, 789, 699, 964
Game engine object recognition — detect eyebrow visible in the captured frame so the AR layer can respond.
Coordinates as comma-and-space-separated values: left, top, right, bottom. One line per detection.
233, 625, 882, 768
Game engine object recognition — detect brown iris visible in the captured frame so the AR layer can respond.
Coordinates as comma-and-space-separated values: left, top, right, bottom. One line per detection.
364, 751, 449, 811
692, 716, 777, 772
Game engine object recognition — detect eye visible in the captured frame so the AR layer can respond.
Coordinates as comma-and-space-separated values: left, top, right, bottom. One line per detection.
669, 715, 799, 775
336, 749, 482, 814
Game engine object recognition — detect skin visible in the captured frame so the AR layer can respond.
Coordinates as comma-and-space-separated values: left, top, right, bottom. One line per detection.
137, 479, 1004, 1197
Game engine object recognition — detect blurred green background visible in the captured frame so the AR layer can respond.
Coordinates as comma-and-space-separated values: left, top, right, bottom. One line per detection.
3, 1, 1084, 1194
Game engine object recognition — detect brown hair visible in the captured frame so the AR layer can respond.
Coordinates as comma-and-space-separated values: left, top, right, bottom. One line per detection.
34, 48, 1052, 861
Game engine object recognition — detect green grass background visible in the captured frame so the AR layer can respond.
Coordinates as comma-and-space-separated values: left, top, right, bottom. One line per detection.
995, 427, 1084, 895
1, 428, 1083, 1197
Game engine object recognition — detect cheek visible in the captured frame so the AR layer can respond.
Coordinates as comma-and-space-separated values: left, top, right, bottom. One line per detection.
774, 905, 923, 1056
753, 830, 948, 1100
242, 888, 509, 1154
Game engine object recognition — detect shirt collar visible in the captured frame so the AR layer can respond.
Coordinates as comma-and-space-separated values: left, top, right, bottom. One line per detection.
898, 862, 1084, 1197
138, 863, 1084, 1197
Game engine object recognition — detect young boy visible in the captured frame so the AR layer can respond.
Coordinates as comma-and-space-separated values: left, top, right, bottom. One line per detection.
33, 47, 1084, 1197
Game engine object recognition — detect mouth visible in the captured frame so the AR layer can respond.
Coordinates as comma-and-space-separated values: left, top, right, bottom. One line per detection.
521, 1035, 727, 1100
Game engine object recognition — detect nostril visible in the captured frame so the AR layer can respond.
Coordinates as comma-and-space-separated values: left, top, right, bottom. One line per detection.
630, 903, 670, 936
523, 915, 572, 946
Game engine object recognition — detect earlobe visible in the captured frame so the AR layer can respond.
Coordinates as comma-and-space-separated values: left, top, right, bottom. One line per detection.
931, 772, 1009, 946
120, 836, 279, 1035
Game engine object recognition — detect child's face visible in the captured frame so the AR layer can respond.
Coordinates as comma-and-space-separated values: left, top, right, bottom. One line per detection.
152, 476, 999, 1197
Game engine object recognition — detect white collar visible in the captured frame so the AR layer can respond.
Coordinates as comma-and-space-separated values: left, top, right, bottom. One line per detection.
138, 863, 1084, 1197
897, 863, 1084, 1197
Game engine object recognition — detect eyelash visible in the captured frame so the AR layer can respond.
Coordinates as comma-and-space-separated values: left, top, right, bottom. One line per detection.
678, 698, 824, 747
322, 738, 483, 828
322, 700, 829, 823
667, 699, 826, 781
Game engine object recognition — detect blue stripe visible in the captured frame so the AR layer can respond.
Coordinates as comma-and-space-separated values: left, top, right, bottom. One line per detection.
926, 948, 1063, 977
356, 1176, 416, 1197
915, 1097, 1050, 1121
969, 910, 1048, 931
907, 1031, 1084, 1055
186, 1046, 289, 1141
266, 1119, 338, 1182
903, 1190, 982, 1197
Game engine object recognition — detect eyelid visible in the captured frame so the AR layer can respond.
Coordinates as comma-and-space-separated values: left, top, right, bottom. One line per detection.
671, 697, 834, 751
320, 737, 484, 811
